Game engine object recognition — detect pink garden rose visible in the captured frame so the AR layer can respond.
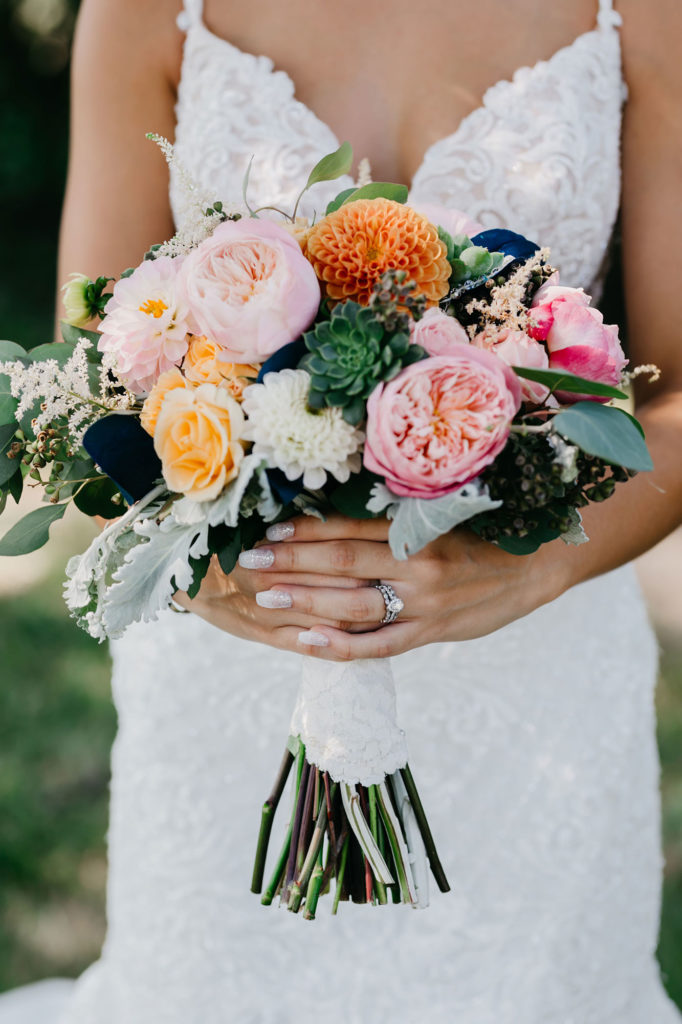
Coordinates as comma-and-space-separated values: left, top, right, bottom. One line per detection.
98, 256, 192, 394
364, 349, 521, 498
529, 275, 590, 341
545, 302, 628, 398
472, 328, 550, 404
409, 202, 483, 240
177, 219, 321, 363
410, 307, 470, 356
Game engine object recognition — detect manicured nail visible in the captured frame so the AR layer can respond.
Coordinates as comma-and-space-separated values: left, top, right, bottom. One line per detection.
298, 630, 330, 647
256, 589, 292, 609
266, 521, 295, 542
238, 548, 274, 569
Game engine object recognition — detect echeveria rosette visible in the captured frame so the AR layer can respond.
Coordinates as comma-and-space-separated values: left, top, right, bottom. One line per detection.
364, 348, 522, 499
301, 302, 426, 426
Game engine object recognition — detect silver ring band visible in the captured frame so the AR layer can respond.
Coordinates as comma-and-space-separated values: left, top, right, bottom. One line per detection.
372, 582, 404, 625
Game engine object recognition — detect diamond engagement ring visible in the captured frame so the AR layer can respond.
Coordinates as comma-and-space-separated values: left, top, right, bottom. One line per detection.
372, 582, 404, 625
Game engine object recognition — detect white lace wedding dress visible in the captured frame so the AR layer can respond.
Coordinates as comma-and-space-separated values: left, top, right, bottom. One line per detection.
2, 1, 680, 1021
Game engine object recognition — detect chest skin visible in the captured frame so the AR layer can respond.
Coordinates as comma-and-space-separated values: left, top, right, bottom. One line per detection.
197, 0, 600, 183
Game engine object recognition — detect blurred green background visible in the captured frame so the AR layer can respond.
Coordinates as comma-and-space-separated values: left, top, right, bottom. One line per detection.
1, 0, 681, 1006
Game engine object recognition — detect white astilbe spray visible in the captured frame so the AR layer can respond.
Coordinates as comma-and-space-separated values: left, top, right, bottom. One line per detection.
356, 157, 373, 187
466, 248, 553, 337
0, 339, 135, 448
147, 133, 245, 256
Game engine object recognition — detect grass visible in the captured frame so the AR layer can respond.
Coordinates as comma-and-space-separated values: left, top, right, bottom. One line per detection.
0, 567, 680, 1005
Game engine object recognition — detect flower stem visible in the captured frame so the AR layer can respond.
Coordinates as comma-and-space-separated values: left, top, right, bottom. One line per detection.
283, 758, 310, 904
332, 835, 350, 915
368, 786, 388, 905
251, 747, 295, 894
399, 765, 451, 893
303, 846, 325, 920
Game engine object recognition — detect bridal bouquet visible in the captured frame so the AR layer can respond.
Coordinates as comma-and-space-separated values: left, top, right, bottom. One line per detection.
0, 140, 654, 918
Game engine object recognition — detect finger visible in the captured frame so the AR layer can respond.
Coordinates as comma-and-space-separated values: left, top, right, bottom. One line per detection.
281, 621, 420, 661
255, 583, 394, 628
265, 515, 390, 544
235, 569, 368, 594
239, 539, 398, 579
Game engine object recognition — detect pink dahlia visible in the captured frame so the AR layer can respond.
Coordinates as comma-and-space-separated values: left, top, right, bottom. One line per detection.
98, 256, 191, 394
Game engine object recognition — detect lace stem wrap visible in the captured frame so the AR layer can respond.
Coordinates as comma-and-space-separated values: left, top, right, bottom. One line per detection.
289, 656, 409, 785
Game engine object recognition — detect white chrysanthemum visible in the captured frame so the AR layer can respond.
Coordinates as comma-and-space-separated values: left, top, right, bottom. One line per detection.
241, 369, 364, 490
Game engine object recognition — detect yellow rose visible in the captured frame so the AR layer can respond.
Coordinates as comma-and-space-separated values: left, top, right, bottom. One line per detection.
154, 383, 245, 501
183, 334, 258, 398
140, 368, 188, 437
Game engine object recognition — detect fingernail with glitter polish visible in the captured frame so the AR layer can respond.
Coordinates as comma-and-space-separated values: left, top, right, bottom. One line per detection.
238, 548, 275, 569
266, 521, 295, 542
256, 590, 292, 609
298, 630, 330, 647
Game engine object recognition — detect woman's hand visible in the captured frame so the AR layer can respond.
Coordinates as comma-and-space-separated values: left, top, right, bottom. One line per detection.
172, 541, 371, 650
217, 515, 570, 661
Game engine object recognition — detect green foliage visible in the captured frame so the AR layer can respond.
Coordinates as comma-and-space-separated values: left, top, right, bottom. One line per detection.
0, 423, 20, 486
0, 502, 67, 556
329, 468, 382, 519
73, 476, 122, 519
513, 366, 627, 400
0, 341, 27, 425
553, 402, 653, 471
186, 551, 212, 599
59, 323, 101, 347
305, 141, 353, 189
302, 301, 424, 425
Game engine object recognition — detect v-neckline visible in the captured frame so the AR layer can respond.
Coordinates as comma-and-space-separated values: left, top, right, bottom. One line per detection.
190, 18, 614, 191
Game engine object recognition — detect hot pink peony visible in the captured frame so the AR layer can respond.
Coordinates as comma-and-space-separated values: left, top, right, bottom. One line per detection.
545, 302, 628, 399
472, 328, 550, 404
177, 218, 321, 363
410, 307, 470, 356
364, 349, 521, 498
529, 275, 590, 341
98, 256, 191, 394
409, 202, 483, 239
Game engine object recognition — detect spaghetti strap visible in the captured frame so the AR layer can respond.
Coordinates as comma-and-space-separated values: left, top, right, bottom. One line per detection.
176, 0, 204, 32
597, 0, 622, 30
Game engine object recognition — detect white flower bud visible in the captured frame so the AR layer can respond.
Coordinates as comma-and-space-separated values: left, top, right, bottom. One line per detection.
61, 273, 92, 328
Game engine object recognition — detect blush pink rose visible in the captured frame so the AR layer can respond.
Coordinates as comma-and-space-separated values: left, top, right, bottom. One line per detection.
410, 308, 470, 356
529, 275, 590, 341
364, 349, 521, 498
472, 328, 550, 404
408, 202, 483, 239
177, 219, 321, 363
546, 302, 627, 400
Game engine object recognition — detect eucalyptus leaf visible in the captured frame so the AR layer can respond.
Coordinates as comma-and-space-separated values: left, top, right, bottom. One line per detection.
0, 423, 19, 486
7, 466, 23, 504
305, 142, 353, 189
553, 402, 653, 471
73, 476, 123, 519
60, 323, 101, 346
326, 187, 360, 215
0, 502, 67, 556
28, 341, 77, 365
0, 341, 27, 425
512, 366, 627, 400
340, 182, 409, 206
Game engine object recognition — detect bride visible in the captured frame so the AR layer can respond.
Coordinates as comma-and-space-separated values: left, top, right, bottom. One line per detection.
2, 0, 682, 1020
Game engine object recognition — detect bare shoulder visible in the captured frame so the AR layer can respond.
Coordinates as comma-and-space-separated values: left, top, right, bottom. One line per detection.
73, 0, 184, 89
619, 0, 682, 93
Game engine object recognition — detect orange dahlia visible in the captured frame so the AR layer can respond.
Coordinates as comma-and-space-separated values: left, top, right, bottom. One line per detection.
304, 198, 451, 306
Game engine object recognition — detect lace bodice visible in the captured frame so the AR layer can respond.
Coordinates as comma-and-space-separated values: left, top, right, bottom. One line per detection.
172, 0, 626, 292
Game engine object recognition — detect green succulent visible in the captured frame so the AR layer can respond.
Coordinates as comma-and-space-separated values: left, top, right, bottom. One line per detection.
300, 302, 425, 426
